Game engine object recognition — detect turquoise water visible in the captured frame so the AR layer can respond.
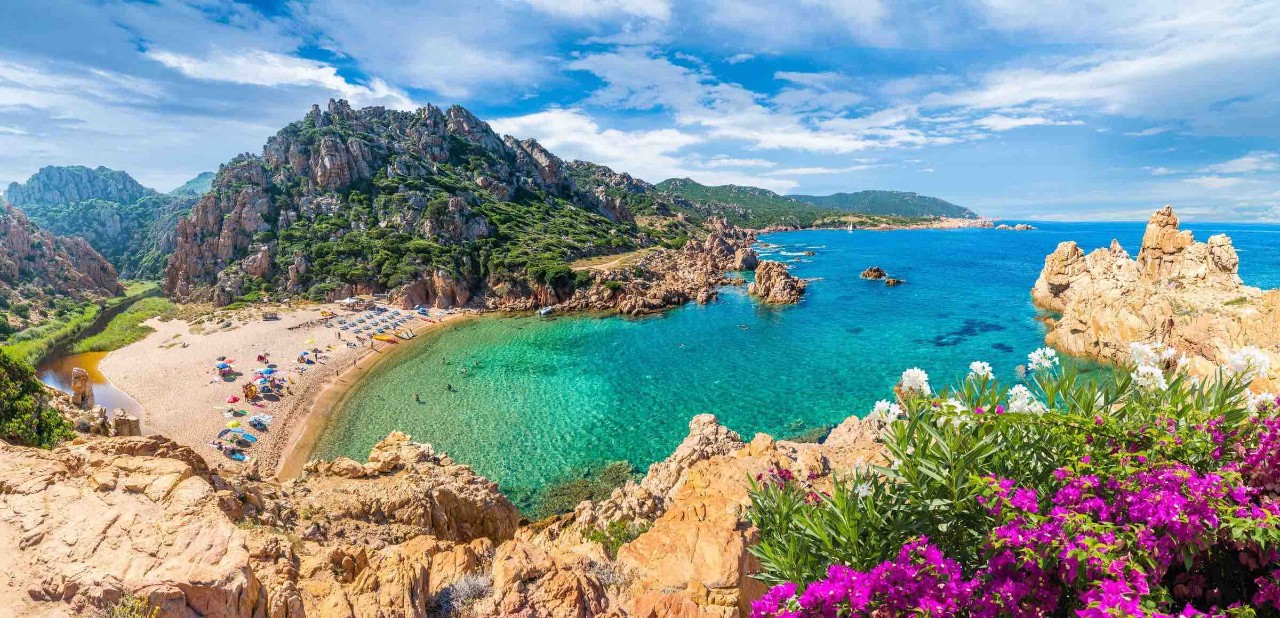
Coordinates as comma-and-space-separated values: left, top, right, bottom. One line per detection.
314, 221, 1280, 504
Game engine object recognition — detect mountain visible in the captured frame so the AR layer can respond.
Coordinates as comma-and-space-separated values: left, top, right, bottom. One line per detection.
164, 99, 685, 308
652, 178, 837, 228
789, 190, 978, 219
5, 167, 203, 279
167, 171, 215, 198
5, 165, 153, 206
0, 201, 122, 334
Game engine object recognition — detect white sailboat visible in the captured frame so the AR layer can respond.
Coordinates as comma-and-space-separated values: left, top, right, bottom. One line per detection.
846, 222, 854, 232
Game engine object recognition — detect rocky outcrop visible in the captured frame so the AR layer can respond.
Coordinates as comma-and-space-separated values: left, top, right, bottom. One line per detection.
5, 165, 153, 207
1032, 205, 1279, 389
860, 266, 887, 280
162, 99, 663, 308
884, 277, 905, 287
0, 436, 264, 616
748, 261, 806, 304
0, 203, 122, 329
731, 248, 759, 271
1, 407, 890, 618
996, 223, 1036, 231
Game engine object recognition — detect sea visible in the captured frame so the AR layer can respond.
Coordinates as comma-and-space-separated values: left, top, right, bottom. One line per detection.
312, 221, 1280, 510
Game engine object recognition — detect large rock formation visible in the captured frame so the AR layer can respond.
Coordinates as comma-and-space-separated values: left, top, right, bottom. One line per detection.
6, 166, 200, 278
0, 412, 888, 618
0, 202, 122, 331
162, 100, 653, 309
1032, 205, 1279, 389
748, 261, 806, 304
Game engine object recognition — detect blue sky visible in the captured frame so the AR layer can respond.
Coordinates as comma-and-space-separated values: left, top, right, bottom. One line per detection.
2, 0, 1278, 220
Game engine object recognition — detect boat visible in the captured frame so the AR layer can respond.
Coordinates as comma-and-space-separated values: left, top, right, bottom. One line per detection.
537, 306, 555, 316
373, 334, 399, 343
847, 222, 854, 232
396, 331, 415, 340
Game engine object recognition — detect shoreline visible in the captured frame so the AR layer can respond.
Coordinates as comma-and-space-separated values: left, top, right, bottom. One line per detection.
93, 302, 476, 477
274, 311, 476, 479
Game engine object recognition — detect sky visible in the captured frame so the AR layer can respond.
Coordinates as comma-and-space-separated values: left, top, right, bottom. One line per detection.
1, 1, 1278, 221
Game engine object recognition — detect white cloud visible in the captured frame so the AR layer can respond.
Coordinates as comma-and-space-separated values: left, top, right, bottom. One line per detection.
147, 48, 413, 109
490, 107, 797, 192
521, 0, 672, 21
1202, 151, 1279, 174
1184, 175, 1249, 188
724, 53, 755, 64
973, 114, 1082, 131
696, 156, 777, 168
763, 164, 881, 176
1145, 166, 1178, 176
1126, 126, 1172, 137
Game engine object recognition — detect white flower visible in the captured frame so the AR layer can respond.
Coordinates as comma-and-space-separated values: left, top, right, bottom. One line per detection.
869, 399, 903, 421
1131, 364, 1169, 391
900, 367, 931, 395
968, 361, 993, 381
944, 397, 967, 412
1028, 347, 1060, 372
1007, 384, 1047, 414
1129, 342, 1161, 367
1226, 346, 1271, 383
853, 483, 872, 498
1248, 392, 1278, 414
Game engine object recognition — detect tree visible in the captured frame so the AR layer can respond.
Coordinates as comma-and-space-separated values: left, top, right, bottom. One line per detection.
0, 352, 73, 448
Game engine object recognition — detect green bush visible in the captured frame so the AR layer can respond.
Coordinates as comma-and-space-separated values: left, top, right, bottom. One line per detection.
585, 520, 651, 559
748, 347, 1280, 616
70, 297, 176, 354
0, 351, 73, 448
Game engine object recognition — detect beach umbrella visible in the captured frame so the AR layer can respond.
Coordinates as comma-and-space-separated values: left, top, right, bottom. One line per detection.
215, 362, 231, 369
255, 378, 269, 386
306, 339, 315, 344
226, 420, 241, 429
300, 350, 310, 356
226, 396, 240, 403
260, 368, 276, 375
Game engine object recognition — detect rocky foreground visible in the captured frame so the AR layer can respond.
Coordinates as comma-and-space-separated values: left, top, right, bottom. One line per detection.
1032, 205, 1279, 389
0, 413, 884, 617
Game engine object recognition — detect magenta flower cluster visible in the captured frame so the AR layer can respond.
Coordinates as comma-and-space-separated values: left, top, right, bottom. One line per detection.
753, 444, 1280, 617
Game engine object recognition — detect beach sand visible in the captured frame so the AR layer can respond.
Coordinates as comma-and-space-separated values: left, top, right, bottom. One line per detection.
98, 304, 469, 477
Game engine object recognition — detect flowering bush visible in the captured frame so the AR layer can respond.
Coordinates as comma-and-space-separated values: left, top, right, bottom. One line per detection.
748, 347, 1280, 617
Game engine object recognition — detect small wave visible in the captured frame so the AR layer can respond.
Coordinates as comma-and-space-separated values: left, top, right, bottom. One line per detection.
779, 251, 807, 256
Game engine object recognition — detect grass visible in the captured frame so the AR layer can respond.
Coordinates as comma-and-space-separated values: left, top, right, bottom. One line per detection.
69, 296, 176, 354
585, 520, 651, 558
0, 280, 163, 365
570, 247, 657, 271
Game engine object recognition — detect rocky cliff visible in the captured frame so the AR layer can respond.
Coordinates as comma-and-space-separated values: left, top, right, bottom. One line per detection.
0, 202, 122, 329
0, 414, 886, 617
6, 166, 203, 278
162, 100, 659, 308
1031, 205, 1279, 389
6, 165, 153, 207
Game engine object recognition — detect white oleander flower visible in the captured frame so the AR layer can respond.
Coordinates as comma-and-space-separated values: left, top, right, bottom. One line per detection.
853, 483, 872, 498
1028, 347, 1060, 372
900, 367, 931, 395
1248, 392, 1278, 414
1007, 384, 1047, 414
944, 397, 968, 412
1226, 346, 1271, 383
968, 361, 993, 381
1129, 342, 1161, 367
869, 399, 903, 421
1131, 364, 1169, 391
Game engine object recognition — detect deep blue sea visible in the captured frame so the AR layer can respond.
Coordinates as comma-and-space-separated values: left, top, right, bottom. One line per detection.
313, 221, 1280, 505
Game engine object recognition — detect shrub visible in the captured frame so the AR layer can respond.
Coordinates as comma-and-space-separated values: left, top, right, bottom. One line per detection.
0, 351, 73, 448
432, 572, 492, 616
585, 520, 651, 559
106, 593, 159, 618
749, 344, 1280, 617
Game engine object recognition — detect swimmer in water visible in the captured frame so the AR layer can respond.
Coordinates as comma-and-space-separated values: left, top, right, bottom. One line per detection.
415, 393, 422, 404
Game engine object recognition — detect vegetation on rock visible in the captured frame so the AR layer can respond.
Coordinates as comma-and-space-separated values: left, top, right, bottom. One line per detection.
655, 177, 837, 228
70, 295, 175, 354
5, 166, 205, 278
0, 349, 73, 448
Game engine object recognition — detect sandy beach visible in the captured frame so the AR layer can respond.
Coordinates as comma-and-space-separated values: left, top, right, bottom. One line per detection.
98, 303, 470, 477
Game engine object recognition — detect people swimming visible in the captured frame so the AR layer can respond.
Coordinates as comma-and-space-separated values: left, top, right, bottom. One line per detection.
415, 393, 423, 403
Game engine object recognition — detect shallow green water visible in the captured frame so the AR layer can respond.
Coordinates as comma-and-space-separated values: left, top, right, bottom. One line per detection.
313, 221, 1280, 506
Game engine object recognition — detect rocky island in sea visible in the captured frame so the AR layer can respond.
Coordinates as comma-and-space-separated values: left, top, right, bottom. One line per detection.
1033, 205, 1280, 391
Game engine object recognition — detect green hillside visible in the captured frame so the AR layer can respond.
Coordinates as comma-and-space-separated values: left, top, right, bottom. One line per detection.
790, 190, 977, 219
654, 178, 836, 228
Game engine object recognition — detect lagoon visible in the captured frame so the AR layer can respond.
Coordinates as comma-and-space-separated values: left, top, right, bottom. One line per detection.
312, 221, 1280, 509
